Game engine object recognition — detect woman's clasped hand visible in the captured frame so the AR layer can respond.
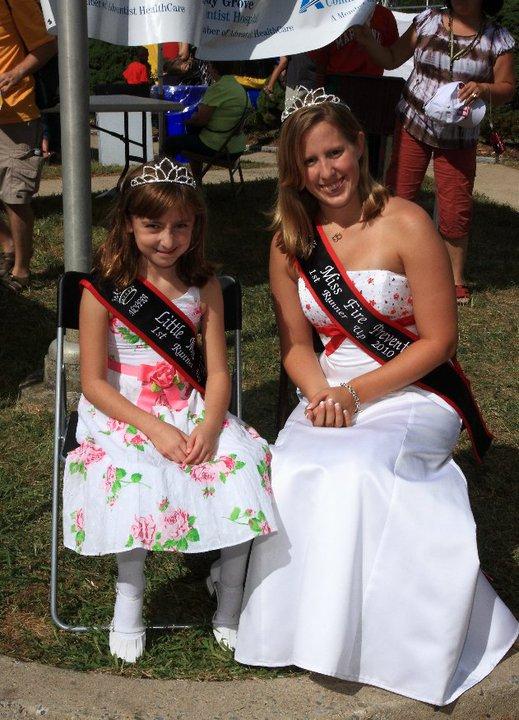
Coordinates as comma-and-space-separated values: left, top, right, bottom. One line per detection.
305, 386, 357, 427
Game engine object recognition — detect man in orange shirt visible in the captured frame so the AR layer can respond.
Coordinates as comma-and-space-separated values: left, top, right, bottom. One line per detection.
0, 0, 57, 292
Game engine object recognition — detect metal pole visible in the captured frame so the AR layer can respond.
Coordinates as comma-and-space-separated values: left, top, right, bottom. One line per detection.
157, 44, 165, 152
57, 0, 92, 272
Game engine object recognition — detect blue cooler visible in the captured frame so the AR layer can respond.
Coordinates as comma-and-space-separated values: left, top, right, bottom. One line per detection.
159, 85, 208, 162
246, 88, 260, 109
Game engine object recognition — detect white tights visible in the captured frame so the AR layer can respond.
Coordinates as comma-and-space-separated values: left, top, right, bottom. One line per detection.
113, 548, 146, 633
112, 542, 251, 632
219, 541, 251, 587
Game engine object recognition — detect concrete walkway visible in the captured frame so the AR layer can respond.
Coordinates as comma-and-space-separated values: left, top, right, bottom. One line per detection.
1, 650, 518, 720
36, 151, 519, 211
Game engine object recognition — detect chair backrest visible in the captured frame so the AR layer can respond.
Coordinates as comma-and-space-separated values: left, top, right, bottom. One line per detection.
57, 271, 241, 334
218, 274, 242, 332
57, 271, 91, 330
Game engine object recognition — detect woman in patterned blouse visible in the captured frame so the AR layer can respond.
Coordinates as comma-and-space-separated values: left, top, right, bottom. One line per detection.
354, 0, 515, 305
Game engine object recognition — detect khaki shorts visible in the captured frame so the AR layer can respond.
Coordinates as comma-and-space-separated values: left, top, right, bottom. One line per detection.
0, 119, 44, 205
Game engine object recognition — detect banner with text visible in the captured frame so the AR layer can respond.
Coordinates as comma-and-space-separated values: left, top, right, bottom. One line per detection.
44, 0, 375, 59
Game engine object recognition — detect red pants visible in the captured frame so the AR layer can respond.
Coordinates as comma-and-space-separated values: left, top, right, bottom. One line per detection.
386, 121, 477, 239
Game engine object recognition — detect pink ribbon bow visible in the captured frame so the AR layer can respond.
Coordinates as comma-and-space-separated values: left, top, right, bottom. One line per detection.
108, 359, 190, 413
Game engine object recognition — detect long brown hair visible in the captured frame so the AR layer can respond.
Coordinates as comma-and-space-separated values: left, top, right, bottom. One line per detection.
273, 102, 388, 259
96, 161, 213, 288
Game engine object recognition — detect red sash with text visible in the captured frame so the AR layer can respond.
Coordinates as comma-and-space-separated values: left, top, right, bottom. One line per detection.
296, 227, 492, 461
81, 276, 206, 394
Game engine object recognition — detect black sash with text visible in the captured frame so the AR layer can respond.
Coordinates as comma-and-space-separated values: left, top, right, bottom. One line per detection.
297, 228, 492, 461
82, 275, 206, 394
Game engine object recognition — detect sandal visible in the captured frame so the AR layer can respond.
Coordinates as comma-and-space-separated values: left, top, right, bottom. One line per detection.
0, 251, 15, 278
455, 285, 471, 306
1, 272, 31, 293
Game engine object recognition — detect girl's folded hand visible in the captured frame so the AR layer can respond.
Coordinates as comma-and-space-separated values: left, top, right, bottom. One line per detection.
148, 422, 188, 463
183, 422, 220, 466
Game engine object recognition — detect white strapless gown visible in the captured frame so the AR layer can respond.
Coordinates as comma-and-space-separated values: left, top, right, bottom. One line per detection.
234, 270, 518, 706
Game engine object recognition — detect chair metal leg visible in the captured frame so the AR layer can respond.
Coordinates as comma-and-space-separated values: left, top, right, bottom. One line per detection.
51, 328, 91, 632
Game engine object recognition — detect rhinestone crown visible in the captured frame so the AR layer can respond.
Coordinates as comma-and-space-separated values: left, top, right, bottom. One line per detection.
281, 86, 343, 122
129, 157, 197, 189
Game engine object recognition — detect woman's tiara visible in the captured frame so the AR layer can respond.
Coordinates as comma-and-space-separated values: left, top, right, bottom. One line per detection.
129, 157, 197, 188
281, 86, 343, 122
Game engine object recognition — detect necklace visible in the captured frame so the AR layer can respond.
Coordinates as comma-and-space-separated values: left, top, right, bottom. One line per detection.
448, 11, 483, 80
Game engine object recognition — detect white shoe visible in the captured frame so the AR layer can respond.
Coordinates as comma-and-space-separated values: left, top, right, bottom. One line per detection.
109, 624, 146, 663
109, 588, 146, 663
206, 560, 242, 651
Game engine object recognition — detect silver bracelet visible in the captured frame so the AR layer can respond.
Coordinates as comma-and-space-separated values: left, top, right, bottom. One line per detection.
340, 382, 361, 414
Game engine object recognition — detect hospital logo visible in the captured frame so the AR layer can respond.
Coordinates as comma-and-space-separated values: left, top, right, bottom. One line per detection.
299, 0, 325, 12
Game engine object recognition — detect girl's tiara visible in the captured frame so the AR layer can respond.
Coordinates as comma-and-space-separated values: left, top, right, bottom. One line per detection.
129, 157, 197, 188
281, 86, 344, 122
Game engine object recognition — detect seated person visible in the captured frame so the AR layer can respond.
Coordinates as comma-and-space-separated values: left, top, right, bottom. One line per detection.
163, 61, 250, 179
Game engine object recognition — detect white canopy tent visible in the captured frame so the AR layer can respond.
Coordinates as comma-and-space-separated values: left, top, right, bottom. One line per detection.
44, 0, 413, 271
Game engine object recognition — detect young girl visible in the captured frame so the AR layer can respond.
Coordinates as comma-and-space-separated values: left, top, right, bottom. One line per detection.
63, 157, 275, 662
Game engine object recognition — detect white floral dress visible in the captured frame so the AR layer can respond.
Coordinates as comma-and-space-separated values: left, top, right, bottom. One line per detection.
63, 286, 275, 556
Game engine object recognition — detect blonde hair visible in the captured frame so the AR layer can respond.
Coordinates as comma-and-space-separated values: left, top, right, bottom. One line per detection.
96, 161, 213, 288
273, 103, 388, 259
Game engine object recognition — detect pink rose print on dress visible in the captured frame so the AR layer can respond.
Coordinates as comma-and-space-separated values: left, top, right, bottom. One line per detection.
128, 515, 157, 549
70, 508, 85, 550
123, 425, 148, 452
107, 417, 126, 433
153, 503, 200, 551
76, 508, 84, 530
68, 439, 106, 478
190, 464, 219, 485
184, 454, 246, 497
246, 426, 261, 440
228, 507, 273, 537
104, 465, 116, 493
257, 455, 272, 496
261, 520, 272, 535
158, 498, 170, 512
161, 508, 190, 541
104, 466, 148, 505
191, 305, 203, 322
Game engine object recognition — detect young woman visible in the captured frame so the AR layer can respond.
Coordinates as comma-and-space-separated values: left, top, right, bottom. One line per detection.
234, 90, 518, 706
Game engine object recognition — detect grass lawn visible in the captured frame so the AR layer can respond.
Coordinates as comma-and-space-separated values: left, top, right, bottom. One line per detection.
0, 178, 517, 679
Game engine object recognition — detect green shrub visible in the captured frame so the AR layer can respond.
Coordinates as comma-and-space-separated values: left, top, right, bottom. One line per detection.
246, 82, 285, 131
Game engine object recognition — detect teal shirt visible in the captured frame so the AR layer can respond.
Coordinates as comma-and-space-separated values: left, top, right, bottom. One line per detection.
199, 76, 249, 154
